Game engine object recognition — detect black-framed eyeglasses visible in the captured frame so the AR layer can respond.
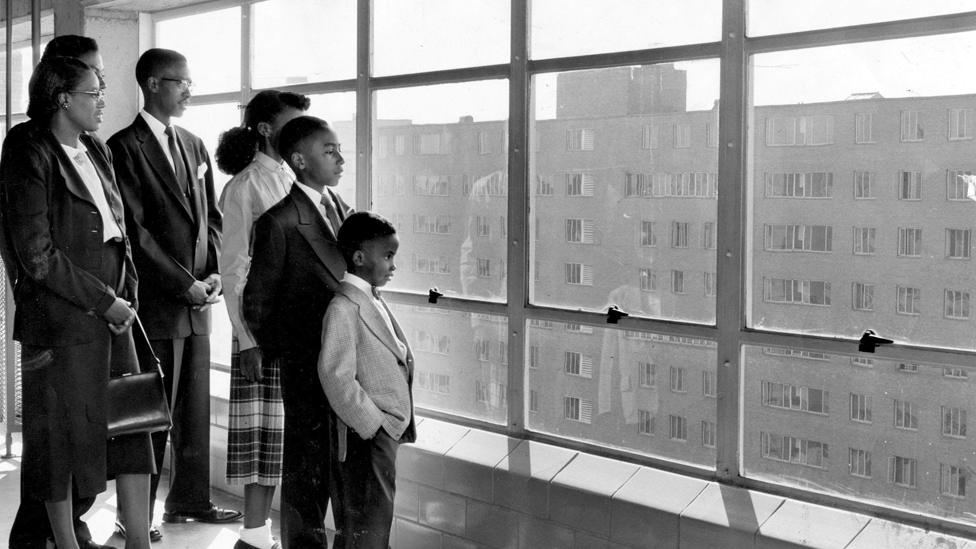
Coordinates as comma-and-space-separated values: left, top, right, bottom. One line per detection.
69, 89, 105, 101
159, 77, 194, 92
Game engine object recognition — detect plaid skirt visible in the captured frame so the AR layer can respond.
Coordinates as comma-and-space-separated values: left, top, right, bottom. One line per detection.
225, 334, 285, 486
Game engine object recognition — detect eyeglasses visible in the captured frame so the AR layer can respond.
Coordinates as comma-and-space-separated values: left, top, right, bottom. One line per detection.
159, 77, 194, 92
69, 89, 105, 101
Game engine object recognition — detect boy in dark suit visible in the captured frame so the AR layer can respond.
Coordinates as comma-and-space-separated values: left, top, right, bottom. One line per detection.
108, 48, 238, 533
243, 115, 352, 548
318, 212, 416, 549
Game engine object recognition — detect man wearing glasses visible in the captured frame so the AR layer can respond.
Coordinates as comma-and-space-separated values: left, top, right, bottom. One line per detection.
108, 48, 240, 536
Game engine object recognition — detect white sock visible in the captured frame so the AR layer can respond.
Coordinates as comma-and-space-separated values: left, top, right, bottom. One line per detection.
239, 520, 275, 549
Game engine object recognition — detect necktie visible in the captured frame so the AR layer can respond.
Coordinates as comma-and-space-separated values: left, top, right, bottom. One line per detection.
164, 126, 189, 196
321, 192, 343, 235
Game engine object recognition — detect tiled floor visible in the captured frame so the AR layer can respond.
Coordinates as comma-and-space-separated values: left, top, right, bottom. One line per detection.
0, 434, 283, 549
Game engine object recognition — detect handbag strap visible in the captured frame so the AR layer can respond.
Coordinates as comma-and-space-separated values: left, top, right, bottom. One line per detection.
133, 313, 164, 378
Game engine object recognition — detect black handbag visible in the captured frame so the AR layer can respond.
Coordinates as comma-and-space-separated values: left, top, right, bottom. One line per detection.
106, 314, 172, 438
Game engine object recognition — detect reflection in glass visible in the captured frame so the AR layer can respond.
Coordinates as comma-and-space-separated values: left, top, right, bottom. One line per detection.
748, 1, 975, 37
749, 33, 976, 349
155, 7, 241, 95
530, 61, 720, 323
743, 345, 975, 527
530, 0, 720, 60
391, 304, 507, 425
307, 92, 357, 205
373, 0, 509, 76
252, 0, 355, 88
372, 81, 509, 300
527, 321, 716, 468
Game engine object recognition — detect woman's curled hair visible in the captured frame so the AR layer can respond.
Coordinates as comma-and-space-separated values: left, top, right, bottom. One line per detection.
26, 56, 94, 124
215, 89, 310, 175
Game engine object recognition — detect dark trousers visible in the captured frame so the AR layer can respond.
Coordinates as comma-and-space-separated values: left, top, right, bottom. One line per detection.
280, 356, 331, 549
8, 484, 93, 549
140, 334, 212, 518
330, 414, 398, 549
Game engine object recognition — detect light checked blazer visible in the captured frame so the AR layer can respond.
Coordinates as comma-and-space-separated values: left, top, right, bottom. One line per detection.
318, 281, 416, 461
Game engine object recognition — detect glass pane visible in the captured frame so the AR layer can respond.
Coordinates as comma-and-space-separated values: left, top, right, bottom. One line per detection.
373, 0, 509, 76
530, 0, 721, 60
307, 92, 357, 207
748, 32, 976, 349
743, 345, 975, 528
527, 321, 716, 469
178, 101, 241, 366
392, 304, 507, 425
530, 61, 720, 323
252, 0, 355, 87
372, 80, 509, 300
748, 0, 976, 37
155, 6, 241, 95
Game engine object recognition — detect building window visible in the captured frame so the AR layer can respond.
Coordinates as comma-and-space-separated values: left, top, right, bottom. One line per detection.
900, 110, 924, 141
476, 216, 491, 237
669, 415, 688, 441
948, 108, 973, 140
641, 125, 659, 149
897, 227, 922, 257
475, 339, 490, 362
671, 221, 690, 248
850, 393, 872, 423
764, 224, 832, 252
638, 361, 656, 387
701, 420, 716, 448
563, 351, 592, 378
851, 357, 874, 368
669, 366, 686, 393
625, 172, 651, 197
896, 286, 921, 315
477, 258, 491, 278
475, 380, 488, 402
566, 128, 594, 151
704, 272, 716, 297
761, 381, 829, 414
764, 172, 833, 198
761, 432, 829, 468
897, 362, 919, 373
702, 371, 716, 397
674, 123, 691, 148
852, 282, 874, 312
853, 171, 874, 199
854, 113, 874, 143
897, 171, 922, 200
763, 278, 831, 306
942, 406, 967, 438
640, 221, 657, 247
394, 134, 406, 155
529, 390, 538, 412
413, 255, 451, 275
478, 130, 494, 154
947, 169, 974, 200
852, 227, 876, 255
565, 263, 593, 286
849, 448, 872, 478
565, 218, 594, 244
766, 115, 833, 146
535, 176, 554, 196
946, 229, 971, 259
702, 221, 715, 249
528, 345, 540, 369
941, 464, 967, 498
706, 122, 719, 148
893, 399, 919, 430
671, 270, 686, 294
638, 409, 655, 435
566, 172, 595, 196
564, 396, 592, 424
413, 214, 452, 234
945, 289, 971, 319
888, 456, 918, 488
639, 268, 657, 292
943, 367, 968, 379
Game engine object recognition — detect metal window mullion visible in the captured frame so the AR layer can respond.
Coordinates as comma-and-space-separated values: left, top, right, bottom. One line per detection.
529, 42, 722, 75
715, 0, 747, 483
240, 1, 251, 115
30, 0, 39, 65
505, 0, 529, 435
356, 0, 371, 211
3, 0, 15, 460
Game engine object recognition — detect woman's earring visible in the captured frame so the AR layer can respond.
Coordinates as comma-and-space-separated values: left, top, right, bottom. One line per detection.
61, 102, 70, 110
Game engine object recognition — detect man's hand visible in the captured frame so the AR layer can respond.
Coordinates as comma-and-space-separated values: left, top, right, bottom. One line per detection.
184, 280, 211, 306
203, 274, 222, 301
239, 347, 263, 383
104, 297, 135, 335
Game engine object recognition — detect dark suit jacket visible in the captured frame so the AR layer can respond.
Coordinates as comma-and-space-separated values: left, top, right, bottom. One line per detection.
0, 121, 136, 346
243, 185, 352, 363
108, 114, 221, 339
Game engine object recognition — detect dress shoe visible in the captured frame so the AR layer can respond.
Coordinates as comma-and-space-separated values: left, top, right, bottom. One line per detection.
114, 520, 163, 542
162, 503, 242, 524
233, 540, 282, 549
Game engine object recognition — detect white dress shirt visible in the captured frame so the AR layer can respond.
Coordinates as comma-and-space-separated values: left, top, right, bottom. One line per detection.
343, 272, 407, 357
219, 151, 295, 350
294, 181, 341, 234
140, 110, 179, 172
60, 142, 123, 242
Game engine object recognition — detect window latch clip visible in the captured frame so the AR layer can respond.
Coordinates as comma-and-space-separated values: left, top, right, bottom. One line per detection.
858, 329, 893, 353
607, 305, 628, 324
428, 287, 443, 304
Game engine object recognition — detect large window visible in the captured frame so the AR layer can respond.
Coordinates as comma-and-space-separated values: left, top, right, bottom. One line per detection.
147, 1, 976, 537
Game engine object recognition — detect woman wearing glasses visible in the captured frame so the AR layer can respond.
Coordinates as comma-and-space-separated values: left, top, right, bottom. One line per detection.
0, 56, 154, 549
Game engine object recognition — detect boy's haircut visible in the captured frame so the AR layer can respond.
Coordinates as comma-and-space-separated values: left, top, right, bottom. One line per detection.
41, 35, 98, 61
337, 211, 397, 268
135, 48, 187, 88
277, 115, 330, 167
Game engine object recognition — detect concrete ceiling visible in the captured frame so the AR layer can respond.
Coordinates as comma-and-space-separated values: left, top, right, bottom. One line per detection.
81, 0, 211, 13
